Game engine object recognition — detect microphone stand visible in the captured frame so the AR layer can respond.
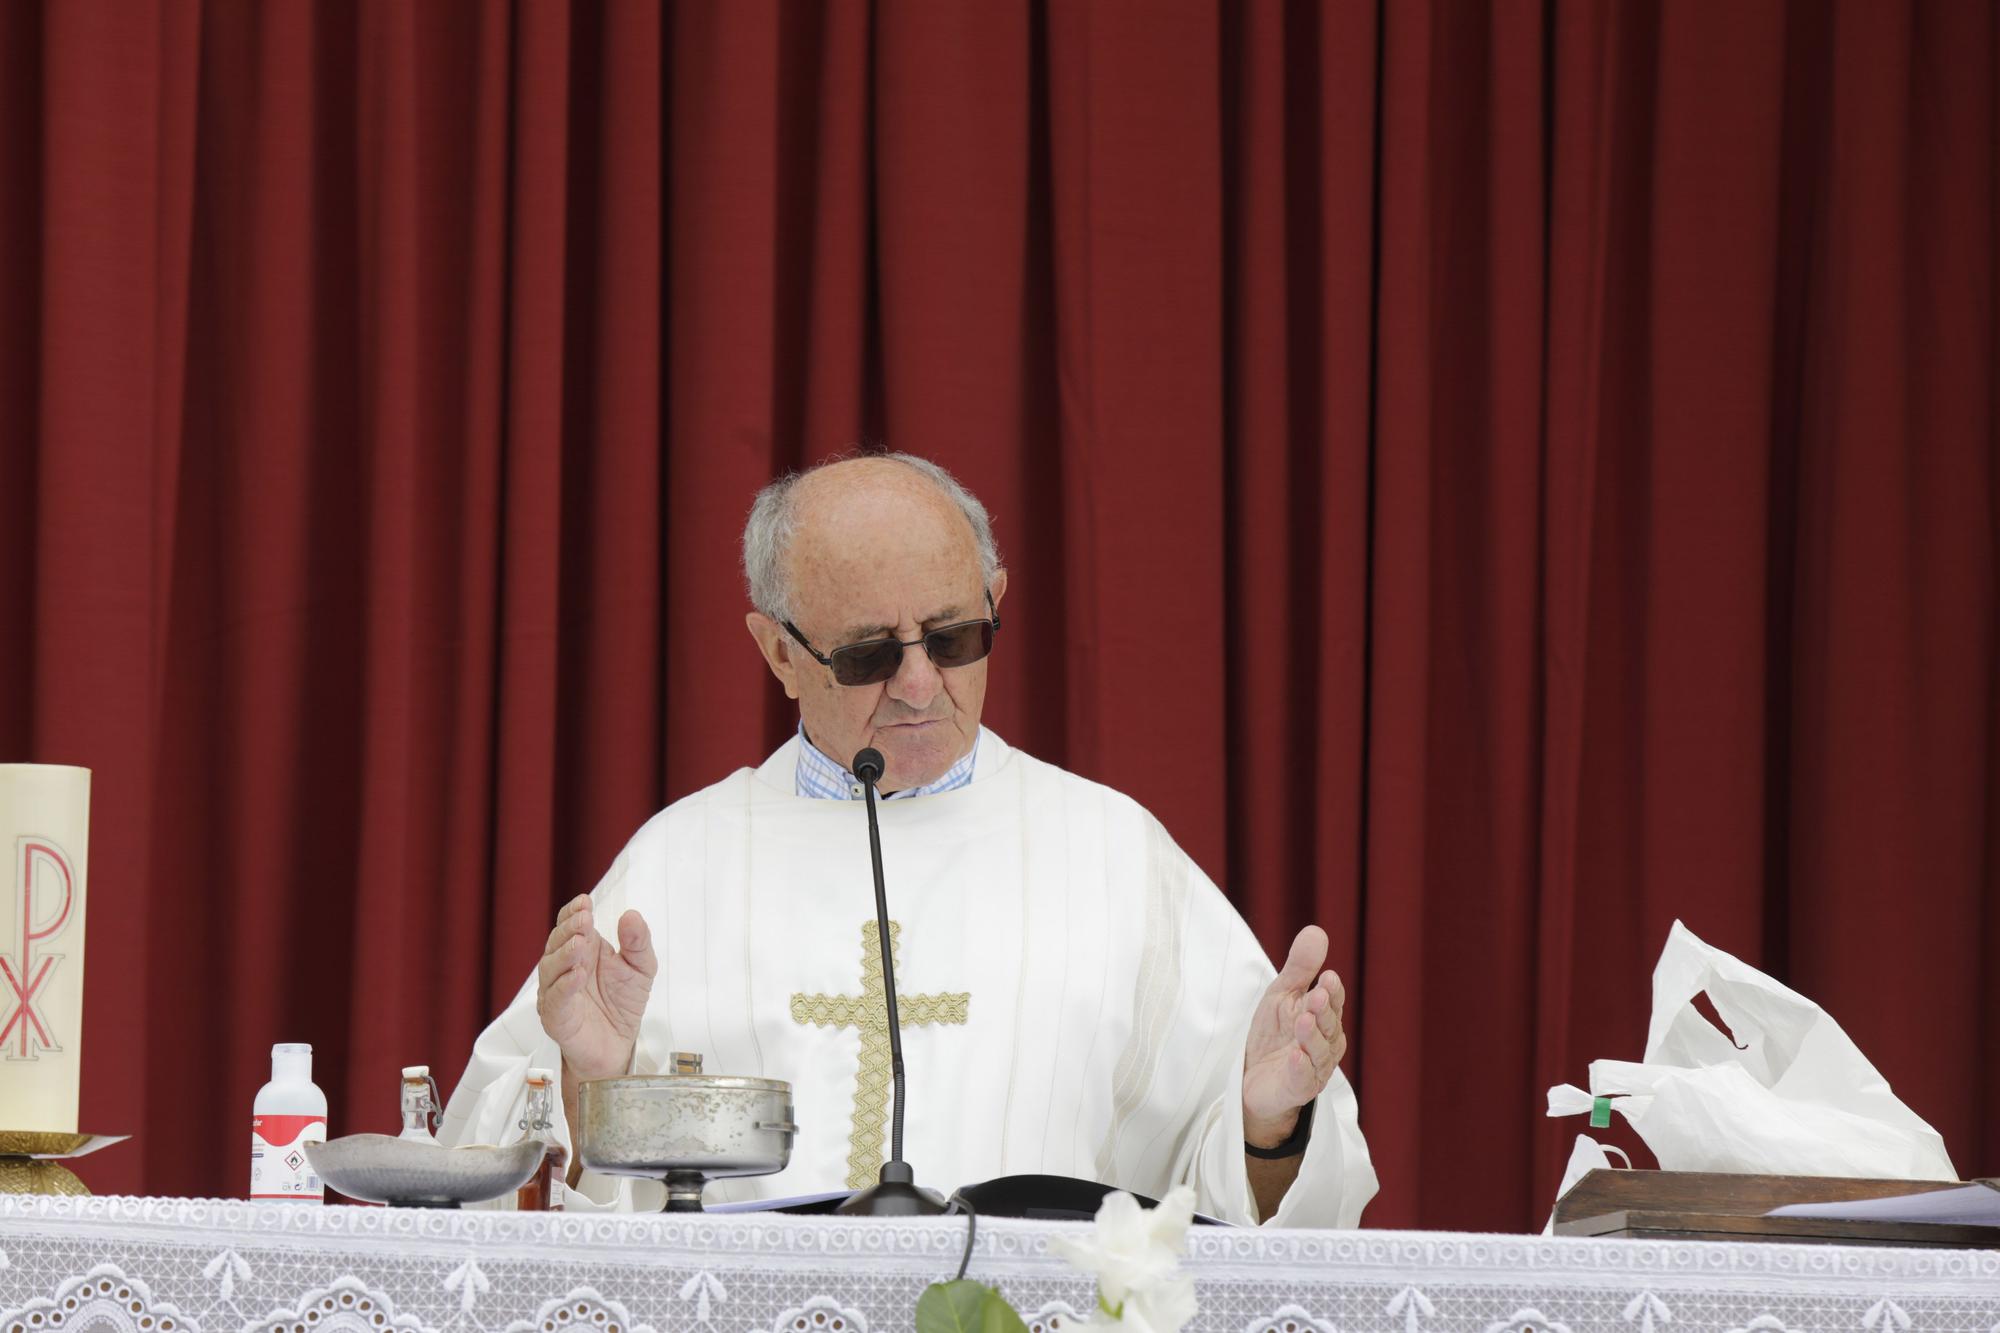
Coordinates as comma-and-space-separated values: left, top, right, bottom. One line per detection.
835, 746, 947, 1216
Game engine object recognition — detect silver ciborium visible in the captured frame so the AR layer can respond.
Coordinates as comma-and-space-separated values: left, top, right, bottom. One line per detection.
574, 1053, 797, 1211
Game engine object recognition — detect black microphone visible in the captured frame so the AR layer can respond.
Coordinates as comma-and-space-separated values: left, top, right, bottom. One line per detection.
853, 748, 885, 785
835, 746, 947, 1216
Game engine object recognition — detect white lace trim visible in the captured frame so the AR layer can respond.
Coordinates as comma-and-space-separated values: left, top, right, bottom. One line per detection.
1, 1196, 1993, 1333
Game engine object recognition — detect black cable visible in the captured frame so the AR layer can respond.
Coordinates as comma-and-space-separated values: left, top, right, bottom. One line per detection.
946, 1190, 979, 1281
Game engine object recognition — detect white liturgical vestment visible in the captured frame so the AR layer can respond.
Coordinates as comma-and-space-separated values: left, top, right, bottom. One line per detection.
439, 730, 1377, 1226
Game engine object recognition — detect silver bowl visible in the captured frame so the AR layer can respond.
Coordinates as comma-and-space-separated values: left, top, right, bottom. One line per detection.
304, 1135, 544, 1208
575, 1073, 796, 1211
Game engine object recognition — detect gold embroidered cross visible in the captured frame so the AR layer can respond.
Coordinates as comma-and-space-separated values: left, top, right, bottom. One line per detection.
790, 921, 972, 1189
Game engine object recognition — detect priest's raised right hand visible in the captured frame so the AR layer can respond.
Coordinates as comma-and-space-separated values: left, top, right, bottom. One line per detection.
536, 894, 658, 1081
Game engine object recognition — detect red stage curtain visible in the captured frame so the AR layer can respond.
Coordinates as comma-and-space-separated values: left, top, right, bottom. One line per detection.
1, 1, 1993, 1231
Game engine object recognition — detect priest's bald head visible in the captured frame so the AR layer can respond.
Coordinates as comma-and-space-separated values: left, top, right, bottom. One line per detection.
743, 454, 1009, 793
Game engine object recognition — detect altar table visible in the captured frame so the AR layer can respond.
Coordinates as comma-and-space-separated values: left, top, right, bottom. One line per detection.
1, 1197, 1994, 1333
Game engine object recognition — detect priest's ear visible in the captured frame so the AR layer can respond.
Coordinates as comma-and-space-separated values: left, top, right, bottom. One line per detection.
745, 612, 804, 700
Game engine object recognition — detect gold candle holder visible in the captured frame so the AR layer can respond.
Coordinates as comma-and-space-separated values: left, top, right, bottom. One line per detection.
0, 1131, 128, 1195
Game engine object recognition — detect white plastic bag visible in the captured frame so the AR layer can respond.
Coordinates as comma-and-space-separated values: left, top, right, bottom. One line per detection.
1546, 920, 1956, 1180
1541, 1134, 1631, 1234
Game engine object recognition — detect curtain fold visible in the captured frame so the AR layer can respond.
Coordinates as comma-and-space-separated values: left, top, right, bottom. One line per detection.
1, 0, 1992, 1231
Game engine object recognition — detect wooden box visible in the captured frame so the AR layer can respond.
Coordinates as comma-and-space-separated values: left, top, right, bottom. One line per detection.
1551, 1169, 2000, 1248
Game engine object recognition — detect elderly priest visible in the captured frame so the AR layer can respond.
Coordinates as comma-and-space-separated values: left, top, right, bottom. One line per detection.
439, 454, 1377, 1226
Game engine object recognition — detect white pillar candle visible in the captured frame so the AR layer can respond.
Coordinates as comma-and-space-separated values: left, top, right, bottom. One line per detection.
0, 764, 90, 1133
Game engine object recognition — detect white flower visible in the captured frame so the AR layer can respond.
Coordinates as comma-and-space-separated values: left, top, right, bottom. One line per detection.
1116, 1276, 1196, 1333
1052, 1186, 1198, 1333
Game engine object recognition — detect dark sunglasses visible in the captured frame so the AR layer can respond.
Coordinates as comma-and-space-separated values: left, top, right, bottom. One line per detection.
783, 592, 1001, 687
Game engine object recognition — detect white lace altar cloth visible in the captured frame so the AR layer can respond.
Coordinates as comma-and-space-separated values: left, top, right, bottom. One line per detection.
1, 1197, 1995, 1333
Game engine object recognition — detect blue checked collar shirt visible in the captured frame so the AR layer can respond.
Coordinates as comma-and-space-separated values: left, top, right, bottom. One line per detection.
794, 723, 979, 801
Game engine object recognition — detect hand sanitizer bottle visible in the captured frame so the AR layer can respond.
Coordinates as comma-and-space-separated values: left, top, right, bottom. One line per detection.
398, 1066, 441, 1142
251, 1043, 328, 1202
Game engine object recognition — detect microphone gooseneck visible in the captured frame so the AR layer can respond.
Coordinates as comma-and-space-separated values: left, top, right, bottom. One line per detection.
835, 745, 947, 1217
855, 749, 906, 1164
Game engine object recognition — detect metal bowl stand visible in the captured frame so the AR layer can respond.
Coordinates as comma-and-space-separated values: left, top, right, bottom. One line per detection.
663, 1169, 711, 1212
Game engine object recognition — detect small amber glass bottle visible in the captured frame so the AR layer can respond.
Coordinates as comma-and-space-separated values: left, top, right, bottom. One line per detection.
515, 1068, 567, 1211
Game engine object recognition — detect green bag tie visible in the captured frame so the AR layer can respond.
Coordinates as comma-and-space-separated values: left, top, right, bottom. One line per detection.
1589, 1096, 1613, 1129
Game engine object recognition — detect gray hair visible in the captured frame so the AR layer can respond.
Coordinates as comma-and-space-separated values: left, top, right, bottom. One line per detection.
742, 451, 1003, 623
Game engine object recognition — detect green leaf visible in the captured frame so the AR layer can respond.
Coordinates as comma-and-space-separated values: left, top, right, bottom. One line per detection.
916, 1282, 1030, 1333
978, 1289, 1030, 1333
917, 1282, 992, 1333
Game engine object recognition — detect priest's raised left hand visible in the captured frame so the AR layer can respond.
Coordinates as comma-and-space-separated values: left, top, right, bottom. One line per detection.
1241, 924, 1346, 1149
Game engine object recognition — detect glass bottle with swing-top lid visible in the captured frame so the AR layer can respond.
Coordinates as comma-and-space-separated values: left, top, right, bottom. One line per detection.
398, 1066, 440, 1143
515, 1067, 567, 1211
